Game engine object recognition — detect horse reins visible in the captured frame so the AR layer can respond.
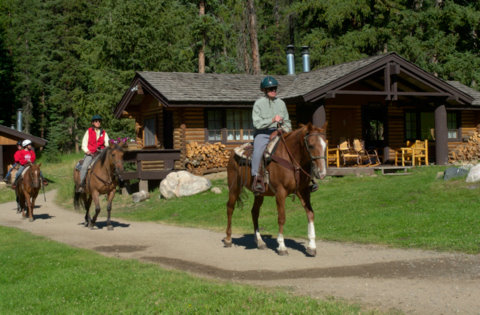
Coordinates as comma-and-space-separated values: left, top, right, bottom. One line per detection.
272, 130, 326, 191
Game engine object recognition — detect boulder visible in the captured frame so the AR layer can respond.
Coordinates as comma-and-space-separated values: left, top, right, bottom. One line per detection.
132, 190, 149, 203
210, 187, 222, 194
443, 166, 469, 181
466, 164, 480, 183
160, 171, 211, 199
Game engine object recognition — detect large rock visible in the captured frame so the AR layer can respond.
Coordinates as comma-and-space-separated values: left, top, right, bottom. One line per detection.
466, 164, 480, 183
443, 166, 469, 181
159, 171, 211, 199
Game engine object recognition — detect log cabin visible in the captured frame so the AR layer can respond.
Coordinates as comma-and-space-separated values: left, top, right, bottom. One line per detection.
113, 52, 480, 185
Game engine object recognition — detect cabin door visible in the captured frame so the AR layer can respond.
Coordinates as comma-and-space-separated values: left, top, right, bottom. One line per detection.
362, 104, 387, 150
329, 109, 357, 145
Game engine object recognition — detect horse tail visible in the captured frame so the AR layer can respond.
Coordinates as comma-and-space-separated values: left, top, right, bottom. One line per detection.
73, 188, 83, 210
227, 154, 248, 209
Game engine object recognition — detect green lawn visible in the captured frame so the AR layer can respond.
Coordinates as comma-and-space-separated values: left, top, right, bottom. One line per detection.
0, 226, 370, 314
4, 153, 480, 253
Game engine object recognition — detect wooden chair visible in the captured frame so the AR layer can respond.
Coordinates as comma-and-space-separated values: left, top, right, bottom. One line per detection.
326, 141, 340, 168
395, 140, 428, 166
395, 140, 414, 166
339, 140, 360, 166
352, 139, 381, 166
412, 139, 428, 166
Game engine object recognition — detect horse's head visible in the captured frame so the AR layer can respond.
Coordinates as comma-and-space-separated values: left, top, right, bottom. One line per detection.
108, 143, 125, 173
28, 163, 42, 189
303, 123, 327, 180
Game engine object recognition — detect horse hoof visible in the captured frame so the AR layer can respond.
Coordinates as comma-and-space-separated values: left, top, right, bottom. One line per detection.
277, 249, 289, 256
28, 218, 34, 222
222, 238, 232, 247
257, 243, 267, 250
107, 225, 114, 231
306, 248, 317, 257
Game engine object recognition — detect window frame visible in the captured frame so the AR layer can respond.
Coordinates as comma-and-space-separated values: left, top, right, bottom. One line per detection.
404, 110, 461, 142
205, 109, 254, 144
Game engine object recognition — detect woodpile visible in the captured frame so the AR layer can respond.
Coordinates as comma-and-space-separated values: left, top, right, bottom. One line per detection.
449, 131, 480, 162
185, 141, 231, 175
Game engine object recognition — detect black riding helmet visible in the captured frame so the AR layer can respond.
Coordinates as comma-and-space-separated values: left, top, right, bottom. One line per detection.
91, 114, 102, 121
260, 76, 278, 90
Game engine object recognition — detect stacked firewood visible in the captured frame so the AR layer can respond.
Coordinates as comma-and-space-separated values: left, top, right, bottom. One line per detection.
185, 141, 231, 174
449, 131, 480, 162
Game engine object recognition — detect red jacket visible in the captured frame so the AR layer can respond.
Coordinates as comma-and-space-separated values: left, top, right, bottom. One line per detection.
19, 149, 36, 166
13, 150, 23, 163
87, 127, 106, 153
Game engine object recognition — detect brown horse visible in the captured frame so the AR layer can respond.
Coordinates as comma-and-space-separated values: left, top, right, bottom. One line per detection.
73, 144, 125, 230
16, 163, 43, 221
224, 123, 327, 256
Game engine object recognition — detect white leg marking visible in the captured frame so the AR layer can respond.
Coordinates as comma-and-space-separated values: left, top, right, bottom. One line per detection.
319, 137, 327, 177
277, 233, 287, 251
308, 222, 316, 249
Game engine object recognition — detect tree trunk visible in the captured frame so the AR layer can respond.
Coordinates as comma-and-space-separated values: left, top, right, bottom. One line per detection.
247, 0, 260, 75
198, 0, 205, 74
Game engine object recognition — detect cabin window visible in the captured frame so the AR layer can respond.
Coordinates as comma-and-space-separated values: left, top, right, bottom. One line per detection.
447, 112, 460, 140
207, 110, 222, 141
206, 109, 253, 143
226, 109, 253, 141
144, 117, 156, 146
405, 111, 460, 141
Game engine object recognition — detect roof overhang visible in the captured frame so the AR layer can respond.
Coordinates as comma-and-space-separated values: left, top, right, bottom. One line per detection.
302, 53, 475, 106
0, 125, 47, 147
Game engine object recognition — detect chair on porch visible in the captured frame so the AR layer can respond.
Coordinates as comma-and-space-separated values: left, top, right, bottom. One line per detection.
339, 140, 360, 166
394, 140, 414, 166
326, 140, 340, 168
352, 139, 381, 166
412, 139, 428, 166
395, 140, 428, 166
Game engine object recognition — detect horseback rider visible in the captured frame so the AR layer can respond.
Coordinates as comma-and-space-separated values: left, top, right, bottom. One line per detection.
77, 114, 110, 193
11, 139, 47, 189
251, 76, 291, 194
3, 140, 23, 183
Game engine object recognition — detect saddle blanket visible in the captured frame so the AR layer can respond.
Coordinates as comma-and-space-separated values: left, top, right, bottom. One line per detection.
233, 136, 280, 162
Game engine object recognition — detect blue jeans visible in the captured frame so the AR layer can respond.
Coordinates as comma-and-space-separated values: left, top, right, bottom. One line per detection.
252, 134, 270, 176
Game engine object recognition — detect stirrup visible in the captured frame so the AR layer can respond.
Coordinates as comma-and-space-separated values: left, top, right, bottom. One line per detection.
309, 181, 318, 192
252, 176, 265, 194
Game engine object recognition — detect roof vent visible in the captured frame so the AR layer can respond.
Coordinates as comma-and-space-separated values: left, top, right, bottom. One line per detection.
301, 46, 310, 73
286, 45, 295, 75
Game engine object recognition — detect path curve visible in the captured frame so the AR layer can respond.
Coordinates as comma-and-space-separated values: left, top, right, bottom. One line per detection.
1, 190, 479, 314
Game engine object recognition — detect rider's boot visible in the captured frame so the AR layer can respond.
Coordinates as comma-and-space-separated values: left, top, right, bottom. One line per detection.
11, 177, 19, 190
77, 178, 86, 193
252, 175, 265, 195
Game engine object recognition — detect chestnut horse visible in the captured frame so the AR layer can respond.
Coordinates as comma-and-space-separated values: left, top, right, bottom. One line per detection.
15, 163, 43, 221
224, 123, 327, 256
73, 144, 124, 230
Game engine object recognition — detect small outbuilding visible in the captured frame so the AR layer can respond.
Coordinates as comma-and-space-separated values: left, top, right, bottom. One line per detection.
0, 125, 47, 181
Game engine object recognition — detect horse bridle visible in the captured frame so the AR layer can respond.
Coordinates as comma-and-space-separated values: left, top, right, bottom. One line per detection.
304, 132, 327, 161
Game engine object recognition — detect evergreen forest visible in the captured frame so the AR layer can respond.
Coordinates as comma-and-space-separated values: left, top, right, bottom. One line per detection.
1, 0, 479, 157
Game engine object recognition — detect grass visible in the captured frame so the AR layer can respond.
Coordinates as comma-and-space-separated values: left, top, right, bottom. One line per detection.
3, 153, 480, 254
0, 226, 370, 314
111, 165, 480, 254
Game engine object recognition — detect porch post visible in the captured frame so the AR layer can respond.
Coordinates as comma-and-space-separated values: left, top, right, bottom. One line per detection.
312, 105, 326, 127
0, 145, 3, 180
434, 104, 448, 165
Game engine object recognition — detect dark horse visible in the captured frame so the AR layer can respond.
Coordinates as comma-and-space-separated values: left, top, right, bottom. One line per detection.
224, 123, 327, 256
15, 163, 43, 221
73, 144, 124, 230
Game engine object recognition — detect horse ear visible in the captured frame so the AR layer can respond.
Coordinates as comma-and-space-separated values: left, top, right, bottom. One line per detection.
37, 163, 42, 167
321, 121, 328, 131
299, 123, 305, 128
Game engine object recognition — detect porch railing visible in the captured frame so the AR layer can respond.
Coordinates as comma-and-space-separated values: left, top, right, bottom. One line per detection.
119, 149, 181, 181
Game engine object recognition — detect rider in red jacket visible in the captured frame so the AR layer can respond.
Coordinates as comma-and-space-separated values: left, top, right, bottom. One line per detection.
12, 139, 47, 189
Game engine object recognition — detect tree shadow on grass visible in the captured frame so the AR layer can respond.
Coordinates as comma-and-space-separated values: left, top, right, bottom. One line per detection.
229, 233, 310, 256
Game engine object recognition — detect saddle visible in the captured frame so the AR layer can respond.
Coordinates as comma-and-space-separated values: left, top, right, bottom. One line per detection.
74, 154, 102, 172
233, 135, 281, 163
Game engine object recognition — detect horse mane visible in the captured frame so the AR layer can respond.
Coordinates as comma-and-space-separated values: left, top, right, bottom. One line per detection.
98, 144, 124, 167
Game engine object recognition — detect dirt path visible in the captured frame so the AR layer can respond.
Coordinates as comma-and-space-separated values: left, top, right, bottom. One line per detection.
1, 189, 479, 314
